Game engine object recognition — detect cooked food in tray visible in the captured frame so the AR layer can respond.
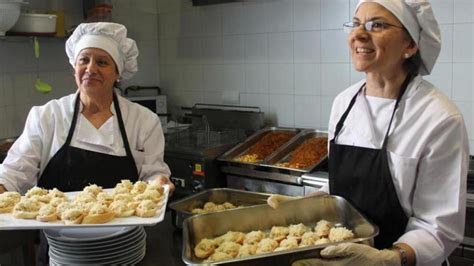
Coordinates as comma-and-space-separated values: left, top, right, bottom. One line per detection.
275, 137, 328, 169
193, 219, 354, 263
0, 179, 166, 225
234, 132, 296, 163
191, 201, 241, 215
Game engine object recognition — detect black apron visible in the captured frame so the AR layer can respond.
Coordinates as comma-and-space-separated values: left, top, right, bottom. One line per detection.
37, 92, 139, 265
329, 74, 413, 249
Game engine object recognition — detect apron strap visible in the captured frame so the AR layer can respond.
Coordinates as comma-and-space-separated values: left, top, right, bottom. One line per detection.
112, 93, 134, 159
333, 73, 415, 146
65, 92, 135, 161
333, 83, 365, 140
64, 93, 81, 146
381, 73, 414, 149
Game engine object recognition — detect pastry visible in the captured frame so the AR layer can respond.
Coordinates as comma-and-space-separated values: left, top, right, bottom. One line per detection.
135, 200, 158, 217
82, 203, 115, 224
1, 191, 21, 203
134, 189, 162, 203
328, 227, 354, 242
119, 179, 134, 191
255, 238, 278, 254
194, 238, 217, 259
288, 223, 310, 238
314, 237, 330, 245
49, 197, 67, 208
270, 226, 290, 242
12, 199, 41, 219
96, 192, 113, 206
36, 204, 58, 222
48, 188, 66, 199
56, 202, 76, 219
25, 187, 48, 198
274, 237, 298, 251
109, 200, 135, 217
300, 232, 319, 246
145, 183, 164, 195
243, 230, 265, 245
314, 219, 333, 239
215, 241, 241, 257
29, 194, 51, 204
83, 184, 103, 196
215, 231, 245, 245
204, 251, 233, 262
131, 181, 147, 195
0, 197, 15, 213
222, 202, 236, 209
61, 207, 85, 224
237, 244, 257, 258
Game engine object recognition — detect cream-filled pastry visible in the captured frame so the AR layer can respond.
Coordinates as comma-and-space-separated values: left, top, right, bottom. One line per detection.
36, 204, 58, 222
109, 200, 135, 217
82, 203, 114, 224
0, 197, 15, 213
48, 188, 66, 199
13, 199, 41, 219
25, 187, 48, 198
131, 181, 147, 195
83, 184, 103, 196
135, 200, 158, 217
61, 207, 85, 224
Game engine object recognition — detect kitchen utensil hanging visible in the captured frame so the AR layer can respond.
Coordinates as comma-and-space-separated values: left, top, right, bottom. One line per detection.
34, 37, 52, 93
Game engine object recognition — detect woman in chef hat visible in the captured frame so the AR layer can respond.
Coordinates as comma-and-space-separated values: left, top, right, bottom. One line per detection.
0, 22, 174, 264
271, 1, 469, 265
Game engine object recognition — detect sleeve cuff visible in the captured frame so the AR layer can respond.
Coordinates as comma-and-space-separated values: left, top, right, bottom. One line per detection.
395, 229, 444, 266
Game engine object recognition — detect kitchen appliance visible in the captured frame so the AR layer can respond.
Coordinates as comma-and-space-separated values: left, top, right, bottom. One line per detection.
165, 104, 264, 199
218, 128, 329, 197
450, 156, 474, 265
182, 195, 378, 265
123, 86, 168, 132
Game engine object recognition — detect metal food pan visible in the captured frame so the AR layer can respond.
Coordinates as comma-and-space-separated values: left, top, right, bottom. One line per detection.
182, 195, 378, 266
169, 188, 271, 229
217, 127, 301, 168
262, 130, 328, 174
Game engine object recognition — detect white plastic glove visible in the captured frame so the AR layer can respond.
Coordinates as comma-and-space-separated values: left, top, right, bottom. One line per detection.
267, 194, 298, 209
267, 191, 326, 209
291, 243, 400, 266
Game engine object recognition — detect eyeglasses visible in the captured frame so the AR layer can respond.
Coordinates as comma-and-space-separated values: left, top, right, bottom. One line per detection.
343, 21, 404, 33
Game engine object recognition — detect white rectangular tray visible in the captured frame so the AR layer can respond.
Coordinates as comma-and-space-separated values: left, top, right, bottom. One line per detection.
0, 185, 170, 230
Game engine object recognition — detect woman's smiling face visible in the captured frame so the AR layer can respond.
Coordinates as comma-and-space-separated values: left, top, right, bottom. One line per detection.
348, 2, 414, 75
74, 48, 119, 95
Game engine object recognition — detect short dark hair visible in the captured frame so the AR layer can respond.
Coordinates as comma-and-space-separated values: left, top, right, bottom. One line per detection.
400, 27, 421, 75
404, 51, 422, 76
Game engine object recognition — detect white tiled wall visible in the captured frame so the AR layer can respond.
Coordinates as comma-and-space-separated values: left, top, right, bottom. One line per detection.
0, 0, 161, 139
157, 0, 474, 153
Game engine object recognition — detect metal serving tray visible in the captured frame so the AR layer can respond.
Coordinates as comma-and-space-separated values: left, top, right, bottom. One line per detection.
217, 127, 301, 168
262, 130, 328, 174
182, 195, 378, 265
169, 188, 271, 229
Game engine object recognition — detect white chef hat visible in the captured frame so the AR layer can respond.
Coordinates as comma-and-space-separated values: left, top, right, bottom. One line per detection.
356, 0, 441, 75
65, 22, 139, 79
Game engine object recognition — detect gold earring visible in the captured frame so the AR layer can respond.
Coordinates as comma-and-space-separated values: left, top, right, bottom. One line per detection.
404, 53, 410, 58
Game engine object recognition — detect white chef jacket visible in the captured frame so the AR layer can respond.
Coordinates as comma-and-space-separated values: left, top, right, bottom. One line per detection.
0, 92, 171, 194
320, 75, 469, 266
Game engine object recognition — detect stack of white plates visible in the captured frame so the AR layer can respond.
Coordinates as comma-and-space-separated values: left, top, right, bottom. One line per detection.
44, 226, 146, 265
